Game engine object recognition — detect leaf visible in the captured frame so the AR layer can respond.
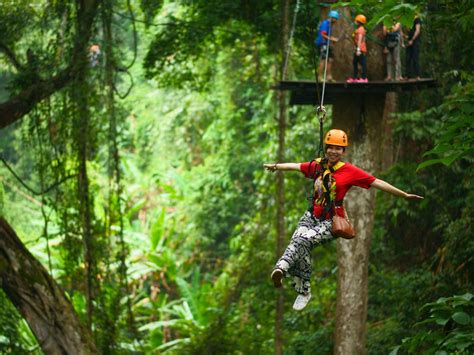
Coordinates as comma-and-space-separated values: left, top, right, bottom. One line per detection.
459, 293, 473, 301
441, 153, 462, 166
389, 345, 400, 355
157, 338, 191, 352
452, 312, 470, 325
435, 318, 450, 326
150, 208, 166, 250
139, 319, 181, 331
417, 158, 445, 171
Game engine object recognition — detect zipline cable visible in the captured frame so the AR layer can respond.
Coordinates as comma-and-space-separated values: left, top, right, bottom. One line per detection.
315, 9, 333, 158
306, 0, 322, 109
281, 1, 329, 157
282, 0, 301, 79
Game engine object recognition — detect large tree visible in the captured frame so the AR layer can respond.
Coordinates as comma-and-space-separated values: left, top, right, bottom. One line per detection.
0, 218, 99, 354
327, 5, 395, 354
0, 0, 101, 352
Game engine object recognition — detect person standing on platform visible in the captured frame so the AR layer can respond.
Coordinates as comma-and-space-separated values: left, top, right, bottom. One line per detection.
315, 10, 339, 82
383, 19, 404, 81
405, 15, 422, 80
347, 14, 368, 83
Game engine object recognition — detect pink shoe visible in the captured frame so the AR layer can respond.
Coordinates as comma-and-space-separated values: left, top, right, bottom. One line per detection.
346, 78, 356, 83
356, 78, 368, 83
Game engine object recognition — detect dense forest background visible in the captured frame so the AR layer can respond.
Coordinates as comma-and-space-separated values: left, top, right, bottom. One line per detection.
0, 0, 473, 353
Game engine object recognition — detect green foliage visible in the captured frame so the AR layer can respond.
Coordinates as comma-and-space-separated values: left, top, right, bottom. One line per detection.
337, 0, 420, 28
139, 271, 214, 353
0, 1, 37, 46
143, 0, 281, 88
0, 181, 4, 217
140, 0, 164, 25
392, 293, 474, 354
418, 73, 474, 170
0, 290, 40, 354
1, 0, 474, 353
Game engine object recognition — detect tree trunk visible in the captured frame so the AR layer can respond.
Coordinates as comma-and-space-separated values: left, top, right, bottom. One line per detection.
0, 218, 99, 354
275, 0, 289, 354
329, 6, 393, 354
332, 94, 384, 355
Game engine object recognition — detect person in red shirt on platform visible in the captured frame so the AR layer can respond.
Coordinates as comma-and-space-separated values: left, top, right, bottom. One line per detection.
264, 129, 423, 311
347, 14, 368, 83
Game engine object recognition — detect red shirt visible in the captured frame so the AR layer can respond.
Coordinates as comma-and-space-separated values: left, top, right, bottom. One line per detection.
354, 26, 367, 53
300, 161, 376, 218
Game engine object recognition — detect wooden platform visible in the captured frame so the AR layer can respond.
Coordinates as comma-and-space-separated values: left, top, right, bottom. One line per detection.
276, 78, 437, 105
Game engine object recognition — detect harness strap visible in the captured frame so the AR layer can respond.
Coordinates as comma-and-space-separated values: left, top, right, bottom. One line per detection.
308, 158, 345, 220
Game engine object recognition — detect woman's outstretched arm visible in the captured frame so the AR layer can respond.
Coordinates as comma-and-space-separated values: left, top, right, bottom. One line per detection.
263, 163, 301, 172
371, 178, 423, 200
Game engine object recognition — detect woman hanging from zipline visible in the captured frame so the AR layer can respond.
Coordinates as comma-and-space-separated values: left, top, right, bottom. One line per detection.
264, 129, 423, 311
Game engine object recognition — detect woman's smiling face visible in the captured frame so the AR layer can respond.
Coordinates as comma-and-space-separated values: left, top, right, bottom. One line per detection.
326, 145, 345, 164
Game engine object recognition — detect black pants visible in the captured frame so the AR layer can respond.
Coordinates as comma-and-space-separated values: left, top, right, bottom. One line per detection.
275, 211, 334, 295
353, 53, 367, 79
406, 41, 420, 78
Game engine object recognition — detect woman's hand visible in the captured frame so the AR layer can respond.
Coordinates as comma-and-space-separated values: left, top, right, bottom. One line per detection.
264, 163, 278, 172
371, 179, 424, 201
405, 193, 424, 200
264, 162, 301, 172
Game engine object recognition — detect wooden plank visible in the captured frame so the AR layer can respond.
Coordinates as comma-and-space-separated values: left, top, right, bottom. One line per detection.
277, 78, 437, 105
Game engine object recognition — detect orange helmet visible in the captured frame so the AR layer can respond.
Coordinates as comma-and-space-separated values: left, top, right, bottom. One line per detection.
355, 14, 367, 24
325, 129, 349, 147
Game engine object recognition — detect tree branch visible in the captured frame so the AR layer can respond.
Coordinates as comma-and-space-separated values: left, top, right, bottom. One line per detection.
0, 70, 74, 129
0, 42, 24, 71
0, 0, 100, 131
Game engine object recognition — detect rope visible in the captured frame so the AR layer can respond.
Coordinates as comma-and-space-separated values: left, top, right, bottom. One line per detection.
0, 155, 76, 195
315, 18, 332, 157
319, 35, 331, 108
123, 0, 138, 70
113, 67, 134, 99
282, 1, 327, 157
316, 105, 326, 157
282, 0, 301, 79
306, 0, 322, 107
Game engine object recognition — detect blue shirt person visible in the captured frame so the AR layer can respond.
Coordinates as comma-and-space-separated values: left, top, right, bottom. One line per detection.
315, 10, 339, 81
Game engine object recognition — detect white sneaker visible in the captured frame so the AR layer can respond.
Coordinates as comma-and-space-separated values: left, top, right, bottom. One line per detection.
292, 293, 311, 311
271, 268, 284, 288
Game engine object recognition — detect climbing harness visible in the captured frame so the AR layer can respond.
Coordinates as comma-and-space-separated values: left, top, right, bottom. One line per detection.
306, 157, 345, 219
386, 31, 400, 49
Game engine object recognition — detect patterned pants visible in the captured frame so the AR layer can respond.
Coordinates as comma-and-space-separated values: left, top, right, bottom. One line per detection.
275, 211, 335, 295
